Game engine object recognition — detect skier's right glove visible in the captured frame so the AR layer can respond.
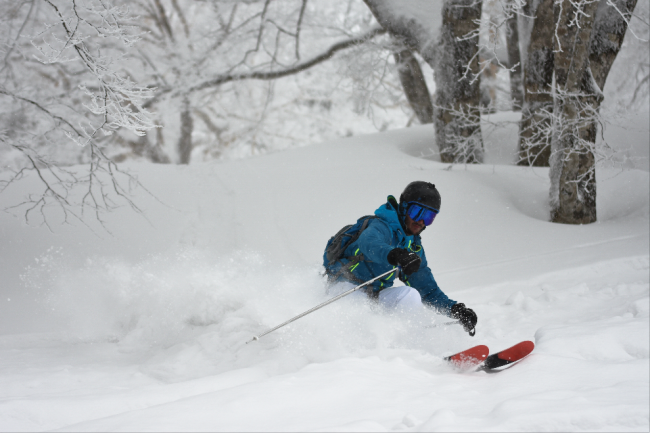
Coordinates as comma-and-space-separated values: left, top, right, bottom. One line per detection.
387, 248, 421, 275
451, 303, 478, 336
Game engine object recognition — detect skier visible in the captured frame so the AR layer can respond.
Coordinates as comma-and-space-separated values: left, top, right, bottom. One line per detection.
324, 181, 478, 335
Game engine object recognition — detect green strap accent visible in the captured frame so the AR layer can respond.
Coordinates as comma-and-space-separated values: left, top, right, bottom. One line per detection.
407, 239, 422, 253
385, 266, 397, 281
349, 248, 361, 272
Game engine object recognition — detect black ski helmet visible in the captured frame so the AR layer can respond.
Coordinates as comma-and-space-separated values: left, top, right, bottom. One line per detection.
400, 181, 441, 211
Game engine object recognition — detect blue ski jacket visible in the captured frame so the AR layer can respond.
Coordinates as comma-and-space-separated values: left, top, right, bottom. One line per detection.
326, 197, 457, 314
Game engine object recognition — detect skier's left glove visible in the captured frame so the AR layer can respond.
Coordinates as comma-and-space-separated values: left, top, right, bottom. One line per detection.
451, 303, 477, 336
387, 248, 421, 275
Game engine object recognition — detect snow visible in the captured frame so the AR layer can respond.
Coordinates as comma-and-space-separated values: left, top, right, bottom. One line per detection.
371, 0, 444, 38
0, 122, 648, 431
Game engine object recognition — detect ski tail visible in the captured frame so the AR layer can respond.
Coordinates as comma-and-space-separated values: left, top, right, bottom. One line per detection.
478, 340, 535, 372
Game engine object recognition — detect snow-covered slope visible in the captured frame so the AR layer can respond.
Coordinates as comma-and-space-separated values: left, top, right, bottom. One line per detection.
0, 124, 648, 431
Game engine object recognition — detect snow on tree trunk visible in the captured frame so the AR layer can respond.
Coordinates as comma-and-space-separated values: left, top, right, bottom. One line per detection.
505, 0, 524, 111
362, 0, 441, 66
434, 0, 484, 163
393, 47, 434, 124
517, 0, 554, 166
549, 0, 600, 224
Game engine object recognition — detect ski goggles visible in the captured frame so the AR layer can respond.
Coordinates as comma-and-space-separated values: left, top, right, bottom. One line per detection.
406, 203, 439, 226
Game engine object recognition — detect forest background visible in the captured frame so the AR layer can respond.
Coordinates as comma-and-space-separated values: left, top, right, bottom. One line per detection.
1, 0, 648, 231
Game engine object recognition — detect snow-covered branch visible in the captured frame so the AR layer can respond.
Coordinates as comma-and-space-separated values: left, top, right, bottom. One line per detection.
186, 27, 386, 94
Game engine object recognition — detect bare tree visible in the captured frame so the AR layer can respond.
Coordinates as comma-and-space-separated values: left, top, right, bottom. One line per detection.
393, 45, 434, 124
588, 0, 639, 93
177, 98, 193, 165
517, 0, 554, 166
0, 0, 158, 229
505, 0, 525, 110
550, 0, 638, 224
127, 0, 389, 164
2, 0, 394, 226
435, 0, 484, 163
363, 0, 484, 162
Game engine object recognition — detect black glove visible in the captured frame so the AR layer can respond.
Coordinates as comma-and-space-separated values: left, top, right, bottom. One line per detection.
451, 303, 477, 336
387, 248, 421, 275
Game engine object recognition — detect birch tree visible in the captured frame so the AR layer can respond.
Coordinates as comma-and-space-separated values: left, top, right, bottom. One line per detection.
549, 0, 638, 224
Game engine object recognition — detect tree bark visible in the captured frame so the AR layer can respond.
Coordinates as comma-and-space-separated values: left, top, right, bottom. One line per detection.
566, 0, 637, 214
393, 47, 434, 124
505, 0, 524, 110
549, 0, 600, 224
517, 0, 554, 166
589, 0, 638, 90
434, 0, 484, 163
177, 98, 193, 164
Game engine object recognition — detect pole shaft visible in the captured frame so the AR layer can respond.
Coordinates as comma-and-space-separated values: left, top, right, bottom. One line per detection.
246, 267, 397, 344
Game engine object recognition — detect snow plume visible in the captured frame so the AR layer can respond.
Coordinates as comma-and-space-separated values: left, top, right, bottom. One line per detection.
21, 248, 460, 382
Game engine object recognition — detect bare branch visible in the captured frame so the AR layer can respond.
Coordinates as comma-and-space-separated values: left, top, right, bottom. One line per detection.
296, 0, 308, 60
188, 27, 386, 94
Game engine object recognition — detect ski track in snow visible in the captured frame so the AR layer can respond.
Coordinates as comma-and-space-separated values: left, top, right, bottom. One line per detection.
0, 125, 648, 431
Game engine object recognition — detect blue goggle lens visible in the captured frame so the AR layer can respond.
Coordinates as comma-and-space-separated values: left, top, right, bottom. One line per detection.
407, 203, 438, 226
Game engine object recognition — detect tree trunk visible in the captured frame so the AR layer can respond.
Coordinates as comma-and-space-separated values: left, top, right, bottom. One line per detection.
558, 0, 638, 216
434, 0, 484, 163
517, 0, 554, 166
519, 0, 535, 67
177, 98, 193, 164
549, 0, 600, 224
361, 2, 435, 124
505, 0, 524, 110
149, 123, 171, 164
589, 0, 638, 90
393, 47, 434, 124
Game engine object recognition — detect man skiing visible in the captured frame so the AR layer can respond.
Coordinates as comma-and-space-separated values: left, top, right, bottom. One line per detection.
323, 181, 478, 335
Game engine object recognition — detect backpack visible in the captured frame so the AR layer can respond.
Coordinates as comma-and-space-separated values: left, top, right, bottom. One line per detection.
323, 215, 377, 270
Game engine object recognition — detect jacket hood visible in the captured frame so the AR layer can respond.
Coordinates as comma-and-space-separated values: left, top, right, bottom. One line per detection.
374, 195, 410, 238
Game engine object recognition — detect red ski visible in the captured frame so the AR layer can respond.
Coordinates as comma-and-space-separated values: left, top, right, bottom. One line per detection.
445, 344, 489, 369
477, 340, 535, 373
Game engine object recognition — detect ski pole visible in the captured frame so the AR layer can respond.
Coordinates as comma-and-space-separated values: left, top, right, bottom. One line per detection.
246, 267, 398, 344
428, 320, 475, 336
426, 320, 461, 329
